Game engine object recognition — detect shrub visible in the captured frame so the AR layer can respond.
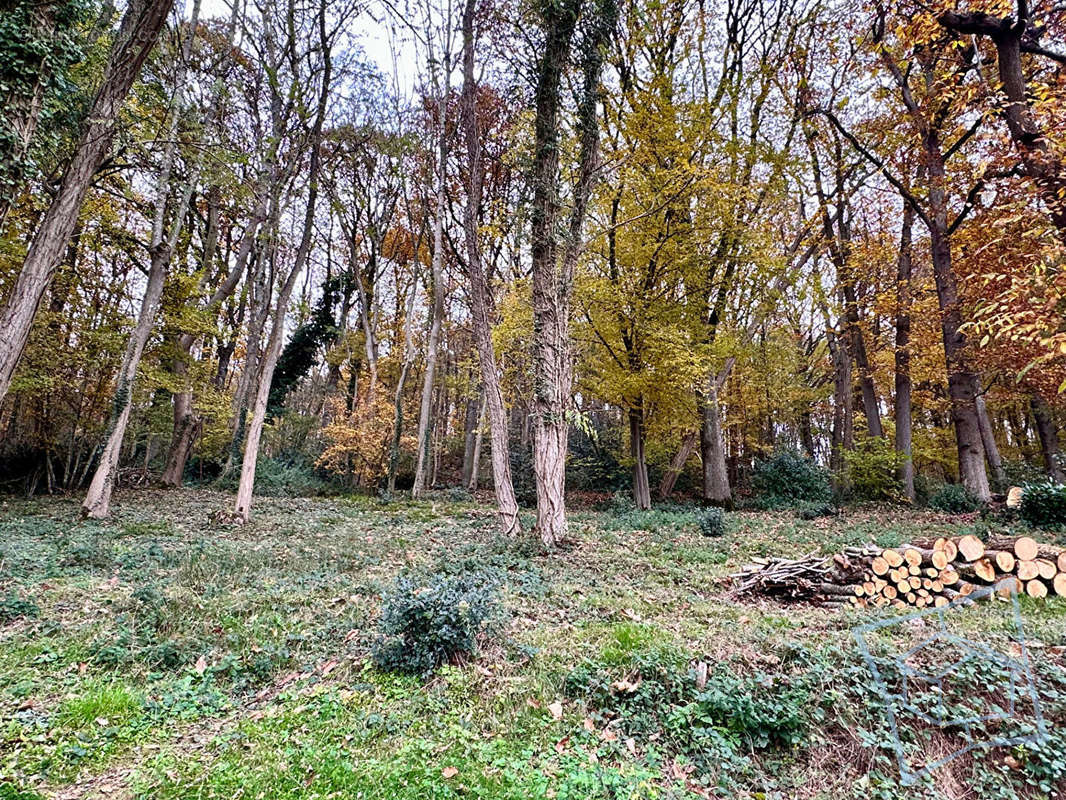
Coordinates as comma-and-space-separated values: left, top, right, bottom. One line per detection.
927, 483, 982, 513
0, 592, 38, 624
215, 457, 330, 497
795, 501, 835, 520
751, 451, 831, 509
372, 571, 504, 676
698, 507, 726, 537
841, 437, 904, 501
1019, 481, 1066, 529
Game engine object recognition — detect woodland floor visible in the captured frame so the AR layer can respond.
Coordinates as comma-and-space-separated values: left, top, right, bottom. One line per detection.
2, 491, 1066, 800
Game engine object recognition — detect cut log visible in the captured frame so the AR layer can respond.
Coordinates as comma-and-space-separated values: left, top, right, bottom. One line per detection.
940, 568, 960, 586
992, 551, 1015, 573
871, 556, 890, 576
931, 550, 950, 570
1036, 559, 1057, 581
934, 596, 950, 608
1053, 573, 1066, 597
1014, 537, 1039, 562
896, 580, 911, 594
957, 535, 985, 562
1058, 553, 1066, 573
908, 564, 921, 576
903, 548, 923, 567
906, 592, 917, 604
931, 580, 944, 592
883, 585, 898, 600
925, 566, 940, 578
1026, 580, 1048, 599
1017, 560, 1040, 581
882, 549, 904, 568
974, 558, 996, 583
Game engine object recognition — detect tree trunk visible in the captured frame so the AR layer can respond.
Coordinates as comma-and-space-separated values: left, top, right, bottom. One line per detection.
468, 399, 486, 492
459, 0, 519, 532
1031, 393, 1064, 481
827, 322, 854, 475
894, 199, 915, 501
0, 0, 174, 407
529, 0, 612, 548
659, 429, 697, 499
629, 404, 650, 510
81, 245, 168, 517
234, 3, 331, 521
388, 270, 419, 493
976, 393, 1005, 488
461, 389, 481, 488
411, 193, 444, 498
699, 378, 731, 507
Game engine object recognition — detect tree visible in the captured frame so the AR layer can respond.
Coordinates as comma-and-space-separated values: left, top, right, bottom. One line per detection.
0, 0, 175, 407
529, 0, 615, 548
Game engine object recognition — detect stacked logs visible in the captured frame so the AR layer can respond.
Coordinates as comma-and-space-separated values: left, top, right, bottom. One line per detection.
732, 535, 1066, 610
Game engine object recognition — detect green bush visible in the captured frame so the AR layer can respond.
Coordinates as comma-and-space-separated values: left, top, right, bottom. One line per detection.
0, 591, 38, 623
1019, 481, 1066, 529
795, 501, 835, 520
372, 571, 504, 676
927, 483, 982, 513
214, 457, 330, 497
751, 451, 831, 509
698, 507, 726, 537
841, 437, 904, 501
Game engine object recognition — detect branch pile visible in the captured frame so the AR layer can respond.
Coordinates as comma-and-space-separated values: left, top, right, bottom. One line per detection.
731, 535, 1066, 610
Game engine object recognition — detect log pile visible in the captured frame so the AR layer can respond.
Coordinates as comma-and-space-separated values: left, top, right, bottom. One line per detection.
732, 535, 1066, 610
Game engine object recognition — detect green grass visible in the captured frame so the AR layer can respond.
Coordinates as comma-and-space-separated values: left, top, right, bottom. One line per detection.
0, 489, 1063, 799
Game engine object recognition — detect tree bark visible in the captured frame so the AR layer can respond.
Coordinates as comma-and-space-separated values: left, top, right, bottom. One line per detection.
894, 198, 916, 501
459, 0, 519, 532
659, 429, 697, 499
530, 0, 612, 548
234, 0, 331, 521
0, 0, 174, 407
939, 9, 1066, 241
976, 393, 1006, 489
699, 376, 731, 507
1030, 393, 1064, 481
629, 403, 650, 510
80, 244, 169, 517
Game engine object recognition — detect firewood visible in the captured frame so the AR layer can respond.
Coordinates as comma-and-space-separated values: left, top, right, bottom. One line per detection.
925, 566, 940, 578
931, 580, 944, 592
1059, 553, 1066, 573
906, 592, 917, 604
992, 550, 1015, 573
882, 549, 904, 568
957, 535, 985, 562
871, 556, 890, 576
940, 568, 960, 585
882, 585, 898, 600
1026, 580, 1048, 599
1017, 560, 1040, 581
1053, 573, 1066, 597
934, 596, 950, 608
903, 548, 922, 567
908, 564, 921, 576
1036, 559, 1057, 581
1014, 536, 1039, 562
922, 578, 933, 590
896, 579, 911, 594
959, 558, 996, 582
931, 550, 950, 570
908, 576, 921, 590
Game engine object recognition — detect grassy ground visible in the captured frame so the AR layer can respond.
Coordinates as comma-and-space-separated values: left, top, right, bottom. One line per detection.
1, 490, 1065, 800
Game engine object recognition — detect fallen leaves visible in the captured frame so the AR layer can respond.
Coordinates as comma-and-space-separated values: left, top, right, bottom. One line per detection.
441, 766, 459, 778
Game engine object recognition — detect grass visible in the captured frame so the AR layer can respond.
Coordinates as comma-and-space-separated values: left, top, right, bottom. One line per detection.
0, 489, 1063, 799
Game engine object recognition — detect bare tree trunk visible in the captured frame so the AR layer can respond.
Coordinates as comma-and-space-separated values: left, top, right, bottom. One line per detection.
827, 322, 853, 475
234, 0, 331, 521
411, 186, 444, 497
659, 429, 697, 499
894, 199, 916, 501
976, 393, 1005, 489
461, 387, 481, 487
0, 0, 174, 407
468, 399, 486, 492
81, 0, 204, 517
1031, 393, 1064, 482
80, 247, 168, 517
388, 270, 419, 494
459, 0, 519, 532
699, 365, 732, 506
629, 403, 650, 510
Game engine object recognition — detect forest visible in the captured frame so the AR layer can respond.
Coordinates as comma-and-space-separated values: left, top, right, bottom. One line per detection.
2, 0, 1066, 797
